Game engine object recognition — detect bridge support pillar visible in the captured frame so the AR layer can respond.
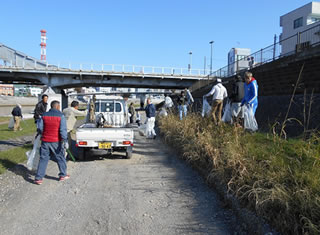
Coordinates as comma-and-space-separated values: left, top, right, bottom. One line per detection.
52, 87, 68, 110
61, 90, 68, 110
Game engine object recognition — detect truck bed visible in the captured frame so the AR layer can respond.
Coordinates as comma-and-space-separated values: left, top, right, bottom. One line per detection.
76, 123, 134, 148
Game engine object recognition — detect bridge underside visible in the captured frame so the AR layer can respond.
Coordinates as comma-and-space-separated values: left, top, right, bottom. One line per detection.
0, 69, 199, 89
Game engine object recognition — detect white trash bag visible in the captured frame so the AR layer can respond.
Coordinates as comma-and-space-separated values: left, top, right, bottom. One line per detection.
26, 135, 41, 171
202, 97, 212, 117
243, 105, 258, 132
222, 101, 232, 123
159, 108, 168, 117
8, 117, 14, 129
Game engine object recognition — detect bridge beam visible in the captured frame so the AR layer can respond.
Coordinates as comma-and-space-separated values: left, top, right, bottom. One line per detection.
0, 70, 198, 89
42, 74, 196, 89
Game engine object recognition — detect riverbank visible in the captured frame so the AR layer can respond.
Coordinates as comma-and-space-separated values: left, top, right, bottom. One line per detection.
0, 96, 37, 116
158, 114, 320, 234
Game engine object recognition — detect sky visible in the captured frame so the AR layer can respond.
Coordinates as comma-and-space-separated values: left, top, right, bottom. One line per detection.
0, 0, 316, 72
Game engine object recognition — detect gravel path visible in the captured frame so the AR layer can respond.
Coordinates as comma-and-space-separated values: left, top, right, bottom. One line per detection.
0, 130, 241, 235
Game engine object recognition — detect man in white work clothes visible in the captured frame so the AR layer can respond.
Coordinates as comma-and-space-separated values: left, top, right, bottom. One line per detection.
203, 78, 228, 125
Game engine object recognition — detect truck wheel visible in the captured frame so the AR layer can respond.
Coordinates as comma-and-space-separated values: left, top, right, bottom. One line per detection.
78, 148, 86, 161
126, 147, 133, 159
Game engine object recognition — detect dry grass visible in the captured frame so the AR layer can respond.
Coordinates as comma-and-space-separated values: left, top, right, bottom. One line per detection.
159, 114, 320, 234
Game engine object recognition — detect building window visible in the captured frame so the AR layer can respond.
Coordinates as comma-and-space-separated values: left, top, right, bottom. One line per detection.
294, 17, 303, 29
307, 16, 320, 25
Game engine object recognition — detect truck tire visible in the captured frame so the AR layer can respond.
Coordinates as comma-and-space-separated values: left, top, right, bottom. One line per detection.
77, 148, 86, 161
125, 146, 133, 159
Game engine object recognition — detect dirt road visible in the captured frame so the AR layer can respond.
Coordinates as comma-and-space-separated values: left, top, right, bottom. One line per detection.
0, 130, 239, 234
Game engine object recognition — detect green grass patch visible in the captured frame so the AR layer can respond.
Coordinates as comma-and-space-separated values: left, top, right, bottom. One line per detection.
159, 114, 320, 234
0, 119, 36, 140
0, 144, 32, 174
0, 117, 11, 123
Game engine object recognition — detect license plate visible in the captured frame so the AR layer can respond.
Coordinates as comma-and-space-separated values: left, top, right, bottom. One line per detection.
98, 142, 112, 149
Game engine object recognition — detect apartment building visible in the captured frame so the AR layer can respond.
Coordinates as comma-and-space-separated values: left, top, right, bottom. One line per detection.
280, 2, 320, 55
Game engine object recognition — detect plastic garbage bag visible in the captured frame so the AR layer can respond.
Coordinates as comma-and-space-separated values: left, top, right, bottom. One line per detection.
138, 124, 147, 136
231, 103, 242, 118
201, 97, 211, 117
243, 105, 258, 132
8, 117, 14, 129
165, 96, 173, 108
26, 135, 41, 171
159, 108, 168, 117
222, 101, 232, 123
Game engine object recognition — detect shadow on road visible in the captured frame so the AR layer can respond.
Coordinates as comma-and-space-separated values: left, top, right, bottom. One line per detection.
7, 164, 35, 184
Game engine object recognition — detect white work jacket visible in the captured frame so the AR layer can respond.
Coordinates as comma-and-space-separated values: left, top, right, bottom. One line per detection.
204, 83, 228, 101
63, 107, 87, 132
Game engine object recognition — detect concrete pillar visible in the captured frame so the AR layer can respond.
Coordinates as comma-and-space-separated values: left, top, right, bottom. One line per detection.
61, 90, 68, 110
52, 87, 68, 110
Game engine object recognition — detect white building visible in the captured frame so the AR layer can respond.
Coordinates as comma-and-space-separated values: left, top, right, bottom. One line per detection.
81, 87, 97, 94
98, 87, 112, 93
29, 87, 43, 97
227, 48, 251, 76
280, 2, 320, 55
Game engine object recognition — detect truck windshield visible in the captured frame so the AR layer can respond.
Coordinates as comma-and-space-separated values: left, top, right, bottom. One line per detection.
95, 101, 122, 112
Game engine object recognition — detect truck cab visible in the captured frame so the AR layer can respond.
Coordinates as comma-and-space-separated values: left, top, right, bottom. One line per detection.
76, 95, 134, 160
89, 95, 128, 127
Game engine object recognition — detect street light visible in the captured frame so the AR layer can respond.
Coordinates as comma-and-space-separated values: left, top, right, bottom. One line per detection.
188, 51, 192, 72
209, 41, 214, 74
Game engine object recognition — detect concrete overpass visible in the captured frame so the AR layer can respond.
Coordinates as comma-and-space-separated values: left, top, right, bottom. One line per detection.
0, 43, 208, 90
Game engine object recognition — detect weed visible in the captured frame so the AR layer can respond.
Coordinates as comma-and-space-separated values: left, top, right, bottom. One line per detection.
159, 114, 320, 234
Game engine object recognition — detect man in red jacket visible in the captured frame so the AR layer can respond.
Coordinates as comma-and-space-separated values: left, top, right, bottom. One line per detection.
34, 100, 69, 185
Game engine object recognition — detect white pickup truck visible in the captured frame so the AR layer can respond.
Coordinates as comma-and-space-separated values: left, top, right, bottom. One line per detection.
76, 95, 134, 160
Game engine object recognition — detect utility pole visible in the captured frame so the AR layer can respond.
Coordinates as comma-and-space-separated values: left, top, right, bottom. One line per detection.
209, 41, 214, 74
204, 56, 206, 75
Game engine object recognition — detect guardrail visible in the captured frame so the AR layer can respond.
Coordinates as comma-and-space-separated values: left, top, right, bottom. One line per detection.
0, 60, 209, 77
210, 22, 320, 78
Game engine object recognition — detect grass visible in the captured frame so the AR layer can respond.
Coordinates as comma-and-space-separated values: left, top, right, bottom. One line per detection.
0, 144, 32, 174
0, 119, 36, 140
159, 114, 320, 234
0, 117, 11, 123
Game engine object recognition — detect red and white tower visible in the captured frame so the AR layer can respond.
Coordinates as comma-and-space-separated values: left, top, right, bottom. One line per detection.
40, 29, 47, 61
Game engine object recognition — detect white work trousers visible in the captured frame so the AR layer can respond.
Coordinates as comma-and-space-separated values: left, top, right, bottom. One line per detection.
146, 117, 156, 138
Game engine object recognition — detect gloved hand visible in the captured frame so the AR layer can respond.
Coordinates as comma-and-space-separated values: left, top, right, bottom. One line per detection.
64, 142, 69, 150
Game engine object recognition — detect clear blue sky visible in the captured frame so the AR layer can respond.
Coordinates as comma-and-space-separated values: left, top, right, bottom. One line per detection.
0, 0, 315, 71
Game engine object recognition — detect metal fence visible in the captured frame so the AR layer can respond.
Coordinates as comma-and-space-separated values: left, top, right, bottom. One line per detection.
210, 22, 320, 78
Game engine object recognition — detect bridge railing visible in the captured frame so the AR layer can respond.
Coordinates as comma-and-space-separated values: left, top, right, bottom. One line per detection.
210, 22, 320, 78
0, 59, 209, 77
